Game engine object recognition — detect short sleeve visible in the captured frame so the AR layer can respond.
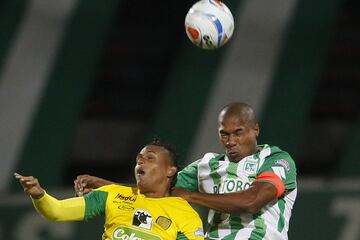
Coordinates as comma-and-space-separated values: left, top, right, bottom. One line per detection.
175, 160, 200, 192
257, 151, 297, 191
83, 187, 109, 221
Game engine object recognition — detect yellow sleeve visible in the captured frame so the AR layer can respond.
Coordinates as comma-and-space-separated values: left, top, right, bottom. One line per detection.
179, 214, 204, 240
32, 192, 85, 222
177, 206, 204, 240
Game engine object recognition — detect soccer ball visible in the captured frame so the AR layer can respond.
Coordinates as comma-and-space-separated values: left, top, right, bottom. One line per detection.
185, 0, 234, 49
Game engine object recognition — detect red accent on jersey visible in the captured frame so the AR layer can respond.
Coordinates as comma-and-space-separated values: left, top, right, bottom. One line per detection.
255, 171, 285, 197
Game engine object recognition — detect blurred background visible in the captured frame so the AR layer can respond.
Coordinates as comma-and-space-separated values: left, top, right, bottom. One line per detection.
0, 0, 359, 239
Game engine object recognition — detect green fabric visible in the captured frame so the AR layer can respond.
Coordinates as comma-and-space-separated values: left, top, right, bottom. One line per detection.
209, 158, 222, 185
84, 190, 108, 221
175, 159, 201, 192
176, 232, 189, 240
257, 146, 297, 190
277, 198, 286, 233
207, 212, 222, 239
249, 213, 266, 240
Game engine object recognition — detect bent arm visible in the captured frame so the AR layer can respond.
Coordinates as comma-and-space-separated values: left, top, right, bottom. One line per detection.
32, 192, 85, 221
176, 181, 277, 214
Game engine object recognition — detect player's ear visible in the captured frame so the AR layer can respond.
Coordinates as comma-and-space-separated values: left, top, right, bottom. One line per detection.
254, 123, 260, 137
167, 166, 177, 178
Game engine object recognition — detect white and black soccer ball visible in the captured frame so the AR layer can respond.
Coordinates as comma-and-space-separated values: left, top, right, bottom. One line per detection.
185, 0, 234, 49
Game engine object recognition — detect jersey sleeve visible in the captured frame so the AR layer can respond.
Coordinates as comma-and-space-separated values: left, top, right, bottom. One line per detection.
175, 160, 200, 192
256, 151, 297, 196
83, 186, 109, 221
32, 192, 85, 221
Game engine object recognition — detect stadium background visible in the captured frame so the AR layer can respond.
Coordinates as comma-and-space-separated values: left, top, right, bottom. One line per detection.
0, 0, 359, 239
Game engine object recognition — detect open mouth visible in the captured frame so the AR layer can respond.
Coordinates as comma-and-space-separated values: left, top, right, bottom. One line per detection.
136, 168, 145, 176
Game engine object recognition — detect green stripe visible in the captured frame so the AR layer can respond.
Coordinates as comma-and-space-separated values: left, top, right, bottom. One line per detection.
250, 213, 266, 240
0, 0, 28, 76
146, 0, 242, 167
277, 198, 286, 232
227, 162, 238, 179
259, 0, 342, 154
176, 232, 189, 240
209, 160, 221, 186
207, 212, 222, 239
229, 215, 243, 238
12, 0, 121, 188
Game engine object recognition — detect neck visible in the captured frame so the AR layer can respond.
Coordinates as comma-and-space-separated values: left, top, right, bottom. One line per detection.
140, 182, 171, 198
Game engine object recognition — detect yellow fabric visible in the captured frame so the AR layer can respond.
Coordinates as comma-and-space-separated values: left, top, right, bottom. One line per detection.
32, 192, 85, 221
94, 185, 204, 240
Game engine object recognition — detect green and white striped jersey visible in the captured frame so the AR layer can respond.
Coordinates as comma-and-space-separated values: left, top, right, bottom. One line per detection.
176, 144, 297, 240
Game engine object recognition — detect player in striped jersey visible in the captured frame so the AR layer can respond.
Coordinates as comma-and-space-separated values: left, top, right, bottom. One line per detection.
172, 102, 297, 239
74, 102, 297, 240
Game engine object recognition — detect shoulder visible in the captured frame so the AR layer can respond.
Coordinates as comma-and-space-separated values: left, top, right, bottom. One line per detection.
95, 184, 138, 194
260, 145, 294, 163
187, 152, 224, 166
165, 197, 201, 217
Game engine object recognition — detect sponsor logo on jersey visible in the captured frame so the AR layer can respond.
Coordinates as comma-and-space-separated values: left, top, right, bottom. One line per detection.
244, 161, 258, 174
113, 225, 161, 240
194, 228, 204, 237
155, 216, 172, 230
213, 178, 251, 193
132, 209, 153, 230
118, 205, 135, 211
115, 193, 137, 202
275, 159, 290, 172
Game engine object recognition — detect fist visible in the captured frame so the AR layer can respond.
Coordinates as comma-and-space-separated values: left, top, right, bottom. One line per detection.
14, 173, 45, 199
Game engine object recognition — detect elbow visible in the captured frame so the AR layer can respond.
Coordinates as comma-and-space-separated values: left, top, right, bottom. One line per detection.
230, 200, 262, 215
36, 208, 61, 222
41, 212, 61, 222
241, 203, 262, 214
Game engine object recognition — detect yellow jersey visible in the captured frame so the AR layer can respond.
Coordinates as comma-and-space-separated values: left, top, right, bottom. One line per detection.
84, 184, 204, 240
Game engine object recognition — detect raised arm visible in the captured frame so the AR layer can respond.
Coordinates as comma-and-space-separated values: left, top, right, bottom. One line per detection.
15, 173, 85, 221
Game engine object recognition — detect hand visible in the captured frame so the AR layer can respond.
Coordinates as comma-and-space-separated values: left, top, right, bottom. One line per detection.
171, 187, 193, 201
14, 173, 45, 199
74, 174, 113, 197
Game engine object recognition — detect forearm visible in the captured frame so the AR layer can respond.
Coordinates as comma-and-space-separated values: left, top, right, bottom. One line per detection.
32, 192, 85, 221
186, 182, 277, 214
189, 191, 256, 214
94, 178, 114, 188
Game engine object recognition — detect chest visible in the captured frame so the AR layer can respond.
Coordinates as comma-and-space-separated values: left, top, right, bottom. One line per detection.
198, 158, 261, 194
103, 194, 178, 240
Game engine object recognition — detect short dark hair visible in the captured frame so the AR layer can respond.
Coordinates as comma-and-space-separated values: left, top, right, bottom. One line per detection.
147, 138, 178, 187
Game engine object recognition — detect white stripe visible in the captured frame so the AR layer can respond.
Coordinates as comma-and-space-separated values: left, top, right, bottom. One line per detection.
188, 0, 298, 162
0, 0, 78, 191
259, 146, 271, 167
198, 153, 217, 192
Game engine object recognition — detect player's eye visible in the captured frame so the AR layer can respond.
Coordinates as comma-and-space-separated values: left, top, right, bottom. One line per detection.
145, 154, 156, 160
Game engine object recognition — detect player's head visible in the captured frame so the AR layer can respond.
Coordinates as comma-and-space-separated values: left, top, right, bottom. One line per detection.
134, 139, 178, 197
218, 102, 260, 162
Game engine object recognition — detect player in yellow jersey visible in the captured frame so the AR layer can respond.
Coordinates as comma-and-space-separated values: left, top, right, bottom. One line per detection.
15, 141, 204, 240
